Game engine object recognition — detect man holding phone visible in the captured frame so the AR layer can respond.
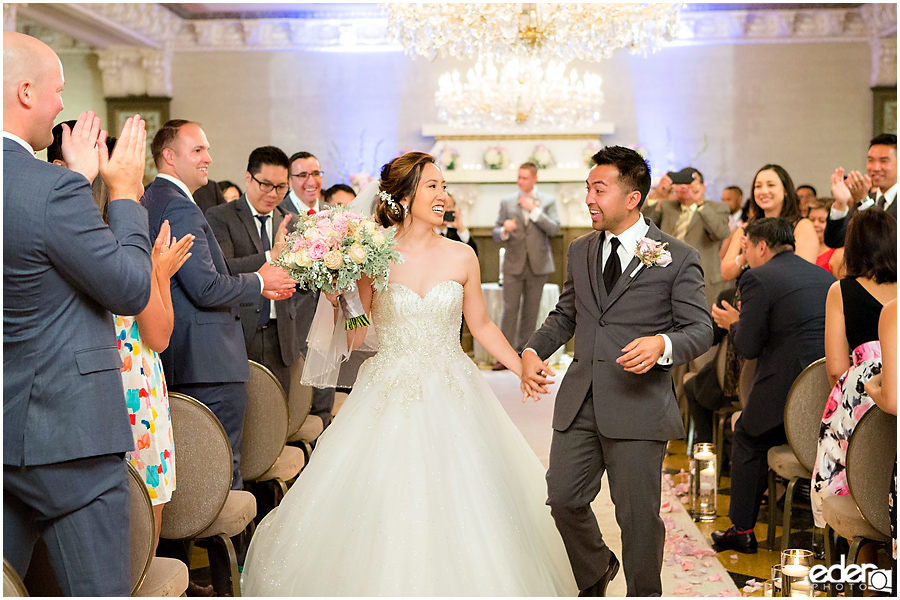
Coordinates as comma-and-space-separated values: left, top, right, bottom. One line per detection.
437, 192, 478, 255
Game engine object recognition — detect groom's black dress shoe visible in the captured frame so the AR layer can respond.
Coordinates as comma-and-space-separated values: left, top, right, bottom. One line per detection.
578, 551, 619, 597
711, 526, 758, 554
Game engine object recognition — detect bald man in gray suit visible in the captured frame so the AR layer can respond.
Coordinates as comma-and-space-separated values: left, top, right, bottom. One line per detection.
522, 147, 713, 597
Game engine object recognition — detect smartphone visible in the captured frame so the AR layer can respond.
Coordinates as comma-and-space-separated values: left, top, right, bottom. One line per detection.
443, 210, 456, 223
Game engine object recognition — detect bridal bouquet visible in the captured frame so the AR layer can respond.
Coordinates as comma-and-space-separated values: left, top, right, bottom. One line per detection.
275, 207, 401, 329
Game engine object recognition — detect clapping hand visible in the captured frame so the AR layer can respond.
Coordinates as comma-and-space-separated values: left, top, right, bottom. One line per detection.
100, 114, 147, 202
271, 214, 292, 260
831, 167, 872, 211
844, 169, 871, 204
60, 111, 103, 183
520, 349, 555, 402
153, 220, 194, 279
711, 300, 740, 331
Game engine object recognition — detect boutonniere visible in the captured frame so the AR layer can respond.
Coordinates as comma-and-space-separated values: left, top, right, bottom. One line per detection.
634, 237, 673, 268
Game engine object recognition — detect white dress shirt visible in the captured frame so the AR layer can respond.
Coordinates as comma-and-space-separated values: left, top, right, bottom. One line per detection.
3, 131, 35, 155
247, 202, 278, 319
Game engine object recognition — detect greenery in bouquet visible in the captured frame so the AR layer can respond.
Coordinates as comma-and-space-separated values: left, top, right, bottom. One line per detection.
528, 144, 556, 170
483, 145, 509, 170
275, 206, 402, 297
436, 144, 460, 171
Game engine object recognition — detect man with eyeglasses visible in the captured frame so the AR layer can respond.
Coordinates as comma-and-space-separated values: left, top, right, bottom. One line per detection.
280, 150, 337, 428
207, 146, 304, 400
282, 151, 326, 216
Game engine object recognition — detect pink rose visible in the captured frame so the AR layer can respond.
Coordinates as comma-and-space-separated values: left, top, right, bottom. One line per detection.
656, 251, 673, 267
308, 238, 328, 260
637, 238, 656, 255
332, 215, 349, 235
316, 220, 331, 236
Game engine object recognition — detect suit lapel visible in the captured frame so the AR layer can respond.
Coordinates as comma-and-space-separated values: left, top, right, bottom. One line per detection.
587, 230, 603, 307
600, 218, 663, 313
236, 197, 263, 253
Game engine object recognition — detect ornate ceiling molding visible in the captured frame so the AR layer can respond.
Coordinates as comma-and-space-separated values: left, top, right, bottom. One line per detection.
7, 3, 893, 53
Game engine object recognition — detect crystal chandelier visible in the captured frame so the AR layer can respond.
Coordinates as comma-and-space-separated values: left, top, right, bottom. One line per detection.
384, 3, 680, 62
435, 57, 604, 130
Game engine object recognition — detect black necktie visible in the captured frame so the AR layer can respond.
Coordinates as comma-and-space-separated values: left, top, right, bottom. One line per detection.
603, 237, 622, 293
876, 192, 886, 210
257, 215, 271, 328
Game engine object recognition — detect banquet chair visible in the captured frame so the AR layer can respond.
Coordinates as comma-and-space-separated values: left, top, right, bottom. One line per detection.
822, 406, 895, 596
682, 341, 720, 450
711, 342, 744, 483
285, 357, 323, 460
127, 463, 189, 596
764, 358, 830, 552
162, 393, 257, 597
3, 558, 28, 597
243, 361, 305, 512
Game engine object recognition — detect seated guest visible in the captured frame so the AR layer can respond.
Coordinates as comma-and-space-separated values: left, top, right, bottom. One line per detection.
797, 184, 817, 216
323, 183, 356, 207
810, 209, 896, 529
807, 197, 842, 275
825, 133, 897, 248
218, 180, 242, 202
710, 217, 834, 553
437, 191, 478, 255
720, 164, 818, 282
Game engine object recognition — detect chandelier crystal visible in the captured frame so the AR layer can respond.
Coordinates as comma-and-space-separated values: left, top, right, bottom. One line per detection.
435, 58, 604, 130
385, 3, 680, 62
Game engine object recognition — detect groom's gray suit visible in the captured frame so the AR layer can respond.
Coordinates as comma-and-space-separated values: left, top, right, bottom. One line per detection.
526, 218, 713, 596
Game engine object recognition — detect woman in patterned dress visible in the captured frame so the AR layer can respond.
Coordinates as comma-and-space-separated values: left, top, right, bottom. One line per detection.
811, 209, 896, 528
117, 220, 193, 551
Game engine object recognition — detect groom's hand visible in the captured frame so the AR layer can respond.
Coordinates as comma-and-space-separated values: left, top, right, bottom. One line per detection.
520, 349, 556, 402
618, 335, 665, 374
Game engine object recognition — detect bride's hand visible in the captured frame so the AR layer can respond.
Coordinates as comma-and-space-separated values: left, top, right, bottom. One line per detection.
347, 325, 368, 351
324, 290, 340, 309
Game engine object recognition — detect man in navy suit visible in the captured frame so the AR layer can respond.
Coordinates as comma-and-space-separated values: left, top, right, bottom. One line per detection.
141, 120, 297, 489
4, 32, 152, 595
711, 217, 834, 553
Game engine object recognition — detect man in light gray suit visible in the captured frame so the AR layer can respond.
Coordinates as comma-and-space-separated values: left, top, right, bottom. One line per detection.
492, 162, 560, 368
522, 146, 713, 596
4, 32, 152, 595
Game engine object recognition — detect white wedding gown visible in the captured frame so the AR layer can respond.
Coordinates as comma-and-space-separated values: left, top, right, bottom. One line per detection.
241, 280, 577, 596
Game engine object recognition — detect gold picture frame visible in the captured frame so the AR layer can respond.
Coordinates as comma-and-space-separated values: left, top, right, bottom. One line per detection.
872, 86, 897, 136
106, 96, 171, 183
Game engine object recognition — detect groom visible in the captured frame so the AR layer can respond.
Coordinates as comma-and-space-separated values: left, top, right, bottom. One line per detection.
521, 146, 713, 596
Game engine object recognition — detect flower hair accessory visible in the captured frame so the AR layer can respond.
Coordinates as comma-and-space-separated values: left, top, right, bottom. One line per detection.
634, 237, 672, 268
378, 189, 407, 217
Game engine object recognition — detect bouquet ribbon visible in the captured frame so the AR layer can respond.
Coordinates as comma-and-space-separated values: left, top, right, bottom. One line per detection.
339, 289, 370, 330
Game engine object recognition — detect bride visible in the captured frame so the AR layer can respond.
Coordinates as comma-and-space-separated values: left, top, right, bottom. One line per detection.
241, 152, 577, 596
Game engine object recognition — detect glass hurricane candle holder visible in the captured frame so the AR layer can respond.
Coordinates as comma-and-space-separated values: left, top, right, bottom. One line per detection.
781, 549, 813, 597
690, 442, 717, 522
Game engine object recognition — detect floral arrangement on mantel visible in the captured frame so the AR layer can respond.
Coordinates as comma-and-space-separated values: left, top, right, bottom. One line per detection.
348, 172, 376, 192
436, 144, 460, 171
528, 144, 556, 170
582, 141, 602, 168
483, 145, 509, 170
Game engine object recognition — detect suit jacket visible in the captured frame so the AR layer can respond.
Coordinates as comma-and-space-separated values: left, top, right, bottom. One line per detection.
492, 190, 560, 276
824, 197, 897, 249
142, 178, 260, 385
643, 199, 732, 308
527, 218, 714, 439
3, 137, 153, 466
443, 226, 479, 256
193, 179, 228, 214
205, 196, 303, 365
730, 251, 834, 436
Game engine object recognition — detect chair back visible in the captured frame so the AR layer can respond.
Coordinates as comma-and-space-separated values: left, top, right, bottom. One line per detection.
128, 462, 154, 595
3, 559, 28, 597
287, 356, 314, 438
738, 358, 756, 408
783, 358, 830, 472
242, 361, 290, 481
716, 339, 729, 390
846, 406, 897, 537
160, 393, 232, 540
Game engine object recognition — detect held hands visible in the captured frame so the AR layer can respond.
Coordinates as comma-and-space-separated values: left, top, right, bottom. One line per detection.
711, 300, 740, 331
617, 335, 665, 374
503, 219, 517, 232
520, 349, 556, 402
152, 220, 194, 279
258, 262, 298, 300
60, 111, 102, 183
100, 114, 147, 202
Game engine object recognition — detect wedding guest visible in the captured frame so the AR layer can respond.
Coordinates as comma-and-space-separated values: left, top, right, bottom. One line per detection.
710, 217, 834, 553
323, 183, 355, 206
437, 191, 478, 255
193, 178, 228, 214
218, 179, 242, 202
722, 185, 746, 231
797, 184, 817, 216
207, 146, 302, 398
825, 134, 897, 248
282, 151, 325, 215
280, 149, 336, 427
807, 197, 841, 276
643, 166, 731, 308
492, 162, 560, 370
4, 32, 152, 595
720, 164, 818, 282
810, 209, 896, 529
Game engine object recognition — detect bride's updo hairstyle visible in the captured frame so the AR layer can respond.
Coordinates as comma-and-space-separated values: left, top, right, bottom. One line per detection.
375, 151, 436, 228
